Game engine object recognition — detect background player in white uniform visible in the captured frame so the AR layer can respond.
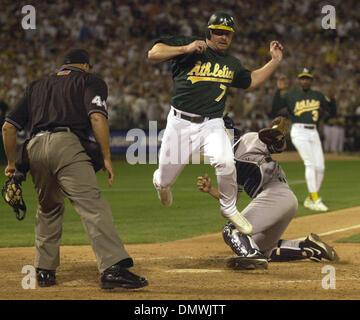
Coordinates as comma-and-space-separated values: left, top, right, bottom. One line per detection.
147, 12, 284, 234
272, 69, 337, 212
197, 116, 339, 269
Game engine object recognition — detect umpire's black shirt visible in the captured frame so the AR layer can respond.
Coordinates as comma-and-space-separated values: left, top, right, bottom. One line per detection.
6, 66, 108, 136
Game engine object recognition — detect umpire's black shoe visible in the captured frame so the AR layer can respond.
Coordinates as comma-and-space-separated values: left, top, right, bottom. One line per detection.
101, 260, 148, 289
36, 268, 56, 287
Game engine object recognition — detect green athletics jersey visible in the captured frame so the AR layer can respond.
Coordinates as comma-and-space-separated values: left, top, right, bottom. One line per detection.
154, 35, 252, 118
272, 88, 336, 124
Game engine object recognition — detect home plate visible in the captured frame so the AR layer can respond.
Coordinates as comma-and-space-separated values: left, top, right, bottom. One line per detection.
166, 269, 224, 273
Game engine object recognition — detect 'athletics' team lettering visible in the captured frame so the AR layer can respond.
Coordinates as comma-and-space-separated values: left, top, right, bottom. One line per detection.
187, 61, 234, 83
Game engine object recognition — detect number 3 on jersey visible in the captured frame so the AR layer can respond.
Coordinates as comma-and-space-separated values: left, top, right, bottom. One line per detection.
215, 84, 227, 102
92, 95, 108, 110
312, 110, 319, 121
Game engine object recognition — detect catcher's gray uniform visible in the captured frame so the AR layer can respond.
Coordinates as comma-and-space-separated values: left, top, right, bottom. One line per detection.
220, 123, 339, 267
233, 132, 299, 257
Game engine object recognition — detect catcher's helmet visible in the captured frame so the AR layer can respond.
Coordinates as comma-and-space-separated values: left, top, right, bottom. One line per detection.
206, 12, 235, 39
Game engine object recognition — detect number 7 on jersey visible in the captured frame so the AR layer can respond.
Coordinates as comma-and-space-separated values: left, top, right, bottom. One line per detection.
215, 84, 227, 102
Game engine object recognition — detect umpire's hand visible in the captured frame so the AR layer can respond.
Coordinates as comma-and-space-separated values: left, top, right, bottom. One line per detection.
197, 173, 212, 193
103, 159, 114, 186
4, 163, 16, 178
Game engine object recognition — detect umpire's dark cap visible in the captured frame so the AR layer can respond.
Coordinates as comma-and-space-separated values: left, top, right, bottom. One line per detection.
62, 48, 92, 67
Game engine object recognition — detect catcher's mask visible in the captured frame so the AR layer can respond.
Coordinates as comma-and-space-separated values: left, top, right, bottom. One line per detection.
206, 12, 235, 40
2, 173, 26, 221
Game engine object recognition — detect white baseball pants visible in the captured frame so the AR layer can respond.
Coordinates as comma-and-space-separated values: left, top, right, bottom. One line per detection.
154, 107, 238, 217
290, 123, 325, 193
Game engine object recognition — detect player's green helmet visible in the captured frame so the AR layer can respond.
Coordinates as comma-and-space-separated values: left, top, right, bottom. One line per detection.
206, 12, 235, 38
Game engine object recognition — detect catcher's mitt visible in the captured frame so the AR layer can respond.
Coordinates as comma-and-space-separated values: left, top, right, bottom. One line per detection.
258, 116, 288, 153
1, 175, 26, 221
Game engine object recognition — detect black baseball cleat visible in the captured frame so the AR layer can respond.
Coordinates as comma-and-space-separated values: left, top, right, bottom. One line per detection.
36, 268, 56, 287
304, 233, 339, 262
227, 252, 269, 270
223, 222, 268, 270
101, 261, 148, 289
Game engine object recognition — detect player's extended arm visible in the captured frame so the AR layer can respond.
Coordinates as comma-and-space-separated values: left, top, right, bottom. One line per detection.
147, 41, 207, 64
247, 41, 283, 90
90, 112, 114, 186
197, 174, 241, 201
2, 121, 18, 178
197, 174, 220, 199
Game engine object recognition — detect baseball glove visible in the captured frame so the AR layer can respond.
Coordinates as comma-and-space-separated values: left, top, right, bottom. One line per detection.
258, 116, 288, 153
1, 175, 26, 221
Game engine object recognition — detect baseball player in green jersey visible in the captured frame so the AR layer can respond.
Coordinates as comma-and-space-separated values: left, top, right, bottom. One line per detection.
148, 12, 283, 234
272, 68, 337, 212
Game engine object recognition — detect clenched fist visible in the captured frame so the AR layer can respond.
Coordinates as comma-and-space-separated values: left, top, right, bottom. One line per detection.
270, 41, 284, 63
197, 173, 212, 193
184, 40, 208, 54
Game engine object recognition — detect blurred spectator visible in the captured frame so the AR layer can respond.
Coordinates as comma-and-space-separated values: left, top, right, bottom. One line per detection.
1, 0, 359, 151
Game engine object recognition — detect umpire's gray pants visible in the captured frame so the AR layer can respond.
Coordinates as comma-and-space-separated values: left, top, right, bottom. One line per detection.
241, 179, 298, 257
27, 131, 131, 273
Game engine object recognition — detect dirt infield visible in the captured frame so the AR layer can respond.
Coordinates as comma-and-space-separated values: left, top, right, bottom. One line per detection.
1, 206, 360, 300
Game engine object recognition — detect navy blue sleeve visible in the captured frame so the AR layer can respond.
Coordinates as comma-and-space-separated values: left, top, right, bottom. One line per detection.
84, 75, 109, 119
5, 87, 30, 130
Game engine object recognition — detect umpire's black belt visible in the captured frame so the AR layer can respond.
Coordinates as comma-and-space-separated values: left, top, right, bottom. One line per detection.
33, 127, 71, 137
173, 109, 215, 123
47, 127, 71, 133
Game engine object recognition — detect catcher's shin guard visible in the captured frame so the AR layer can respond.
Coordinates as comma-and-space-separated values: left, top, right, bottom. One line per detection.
223, 223, 268, 270
268, 240, 312, 262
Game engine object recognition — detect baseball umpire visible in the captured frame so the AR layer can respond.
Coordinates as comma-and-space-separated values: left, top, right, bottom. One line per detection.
197, 116, 339, 269
2, 48, 148, 289
272, 69, 337, 212
148, 11, 283, 235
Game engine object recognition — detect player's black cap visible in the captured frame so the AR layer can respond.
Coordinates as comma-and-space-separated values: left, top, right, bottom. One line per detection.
62, 48, 92, 67
298, 67, 313, 79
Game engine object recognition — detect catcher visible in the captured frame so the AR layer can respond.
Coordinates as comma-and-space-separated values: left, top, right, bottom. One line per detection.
198, 116, 339, 270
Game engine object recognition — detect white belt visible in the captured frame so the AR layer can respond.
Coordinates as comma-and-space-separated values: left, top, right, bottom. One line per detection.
293, 123, 316, 129
171, 106, 211, 123
171, 106, 203, 118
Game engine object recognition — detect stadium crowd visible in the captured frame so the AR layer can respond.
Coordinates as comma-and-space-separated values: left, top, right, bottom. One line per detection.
1, 0, 360, 153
